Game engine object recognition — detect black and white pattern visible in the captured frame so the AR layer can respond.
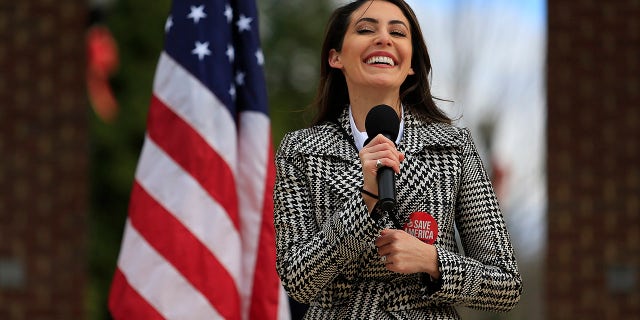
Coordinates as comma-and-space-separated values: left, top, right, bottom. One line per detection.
274, 107, 522, 319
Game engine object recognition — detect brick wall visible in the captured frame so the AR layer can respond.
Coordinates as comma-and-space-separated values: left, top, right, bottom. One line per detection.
546, 0, 639, 319
0, 1, 88, 319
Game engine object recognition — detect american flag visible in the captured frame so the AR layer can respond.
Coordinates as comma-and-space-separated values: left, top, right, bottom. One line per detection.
108, 1, 290, 319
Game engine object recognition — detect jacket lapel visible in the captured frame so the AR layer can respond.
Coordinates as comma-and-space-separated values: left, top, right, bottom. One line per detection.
399, 110, 464, 154
288, 107, 359, 162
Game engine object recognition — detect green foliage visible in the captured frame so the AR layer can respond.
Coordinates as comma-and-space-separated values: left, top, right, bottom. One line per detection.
88, 0, 334, 319
88, 1, 171, 319
259, 0, 335, 145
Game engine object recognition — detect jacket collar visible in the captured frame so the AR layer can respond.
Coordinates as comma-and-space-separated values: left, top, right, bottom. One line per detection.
295, 106, 463, 160
337, 107, 463, 153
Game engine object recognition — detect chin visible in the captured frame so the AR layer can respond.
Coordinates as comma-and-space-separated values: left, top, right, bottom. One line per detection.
366, 78, 404, 89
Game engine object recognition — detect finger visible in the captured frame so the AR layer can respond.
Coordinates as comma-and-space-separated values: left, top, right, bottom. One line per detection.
363, 143, 396, 156
380, 228, 396, 236
377, 246, 389, 257
362, 138, 400, 157
374, 235, 388, 249
375, 229, 398, 247
364, 135, 398, 154
382, 157, 402, 174
369, 152, 402, 174
366, 133, 394, 145
383, 253, 396, 265
359, 146, 395, 167
363, 136, 381, 148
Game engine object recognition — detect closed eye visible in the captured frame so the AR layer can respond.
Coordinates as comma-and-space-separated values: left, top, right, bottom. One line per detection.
356, 28, 374, 34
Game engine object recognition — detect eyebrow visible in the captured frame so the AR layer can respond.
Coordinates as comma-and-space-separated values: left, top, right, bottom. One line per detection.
356, 17, 408, 28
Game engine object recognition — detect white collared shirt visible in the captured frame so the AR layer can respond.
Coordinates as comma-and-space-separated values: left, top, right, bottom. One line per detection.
349, 105, 405, 151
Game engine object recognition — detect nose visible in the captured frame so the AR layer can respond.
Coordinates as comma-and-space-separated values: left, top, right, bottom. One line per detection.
375, 32, 392, 47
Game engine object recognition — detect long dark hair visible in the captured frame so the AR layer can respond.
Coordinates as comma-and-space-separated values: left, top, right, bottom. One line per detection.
311, 0, 451, 125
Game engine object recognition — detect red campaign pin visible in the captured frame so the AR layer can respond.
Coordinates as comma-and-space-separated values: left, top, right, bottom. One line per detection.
403, 211, 438, 244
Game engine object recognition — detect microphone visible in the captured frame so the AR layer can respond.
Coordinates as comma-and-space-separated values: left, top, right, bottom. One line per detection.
364, 105, 400, 212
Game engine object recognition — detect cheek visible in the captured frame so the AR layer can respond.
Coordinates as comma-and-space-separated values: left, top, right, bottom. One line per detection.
404, 50, 414, 73
402, 45, 413, 61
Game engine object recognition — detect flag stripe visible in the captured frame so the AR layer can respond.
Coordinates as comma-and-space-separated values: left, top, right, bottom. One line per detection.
135, 136, 242, 284
249, 139, 280, 319
115, 220, 223, 319
109, 270, 165, 320
236, 112, 271, 318
109, 1, 290, 318
147, 95, 240, 231
129, 182, 241, 320
234, 111, 280, 318
154, 52, 238, 172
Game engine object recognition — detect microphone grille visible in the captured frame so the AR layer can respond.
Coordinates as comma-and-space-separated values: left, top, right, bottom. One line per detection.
365, 104, 400, 142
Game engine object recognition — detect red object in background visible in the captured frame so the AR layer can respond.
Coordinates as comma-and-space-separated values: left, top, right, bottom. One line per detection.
86, 25, 119, 122
490, 157, 509, 202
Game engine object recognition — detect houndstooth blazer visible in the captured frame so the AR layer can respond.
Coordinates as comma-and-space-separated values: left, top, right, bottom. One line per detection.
273, 107, 522, 319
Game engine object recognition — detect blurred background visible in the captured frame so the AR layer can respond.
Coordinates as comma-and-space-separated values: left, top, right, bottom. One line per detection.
0, 0, 637, 319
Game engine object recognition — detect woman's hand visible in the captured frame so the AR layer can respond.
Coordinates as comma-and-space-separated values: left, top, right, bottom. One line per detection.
359, 134, 404, 212
375, 229, 440, 279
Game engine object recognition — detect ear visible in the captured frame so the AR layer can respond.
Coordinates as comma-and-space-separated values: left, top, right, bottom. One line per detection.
328, 49, 343, 69
408, 67, 415, 75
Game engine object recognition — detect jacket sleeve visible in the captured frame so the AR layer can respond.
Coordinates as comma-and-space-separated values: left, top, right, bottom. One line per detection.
428, 128, 522, 312
273, 132, 382, 304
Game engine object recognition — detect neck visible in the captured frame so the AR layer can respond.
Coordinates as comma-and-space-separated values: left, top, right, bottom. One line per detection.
349, 89, 402, 132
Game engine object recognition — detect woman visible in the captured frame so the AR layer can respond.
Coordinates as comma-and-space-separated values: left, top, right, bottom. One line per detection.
273, 0, 522, 318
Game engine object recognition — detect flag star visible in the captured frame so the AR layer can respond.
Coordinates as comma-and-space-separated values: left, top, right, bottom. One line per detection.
226, 44, 235, 63
187, 5, 207, 23
235, 71, 246, 86
229, 84, 236, 100
192, 41, 211, 60
236, 14, 253, 32
165, 16, 173, 33
224, 4, 233, 23
255, 49, 264, 66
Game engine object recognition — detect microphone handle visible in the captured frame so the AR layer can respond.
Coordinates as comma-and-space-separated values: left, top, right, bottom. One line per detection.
377, 168, 401, 228
377, 167, 396, 210
374, 133, 400, 227
377, 133, 397, 211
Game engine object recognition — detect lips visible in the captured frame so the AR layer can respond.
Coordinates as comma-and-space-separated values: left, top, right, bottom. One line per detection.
364, 52, 397, 67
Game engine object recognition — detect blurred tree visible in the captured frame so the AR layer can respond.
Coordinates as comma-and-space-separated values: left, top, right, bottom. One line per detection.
259, 0, 335, 145
88, 0, 333, 319
88, 0, 171, 319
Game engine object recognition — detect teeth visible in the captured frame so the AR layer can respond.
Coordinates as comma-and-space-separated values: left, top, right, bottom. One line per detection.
366, 56, 395, 66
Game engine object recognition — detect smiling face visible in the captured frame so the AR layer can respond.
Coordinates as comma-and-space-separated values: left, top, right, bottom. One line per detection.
328, 1, 414, 94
